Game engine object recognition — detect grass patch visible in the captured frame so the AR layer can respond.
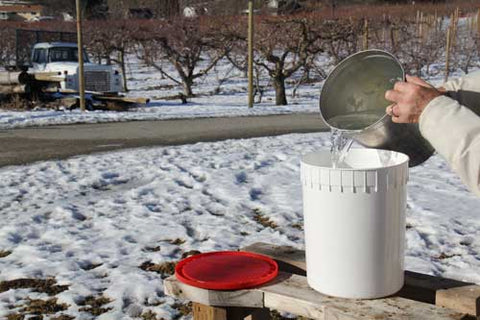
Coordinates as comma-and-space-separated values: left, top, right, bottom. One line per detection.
23, 298, 69, 314
181, 250, 201, 259
141, 310, 161, 320
172, 302, 192, 318
51, 315, 75, 320
139, 261, 176, 278
436, 252, 461, 260
291, 223, 303, 231
78, 295, 112, 316
169, 238, 186, 245
143, 246, 161, 252
0, 250, 12, 258
253, 208, 278, 229
0, 278, 68, 295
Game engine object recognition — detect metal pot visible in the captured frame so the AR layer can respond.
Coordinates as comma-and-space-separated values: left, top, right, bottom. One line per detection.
319, 50, 434, 167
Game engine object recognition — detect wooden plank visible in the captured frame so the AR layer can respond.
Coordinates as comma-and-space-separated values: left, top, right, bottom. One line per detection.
262, 273, 467, 320
241, 242, 306, 275
242, 243, 480, 314
193, 303, 227, 320
164, 276, 264, 308
436, 285, 480, 316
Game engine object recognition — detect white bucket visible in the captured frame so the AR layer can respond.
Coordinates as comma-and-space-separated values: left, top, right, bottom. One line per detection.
301, 149, 409, 299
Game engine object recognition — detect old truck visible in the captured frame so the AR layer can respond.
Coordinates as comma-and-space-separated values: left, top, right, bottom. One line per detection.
30, 42, 124, 93
0, 29, 147, 109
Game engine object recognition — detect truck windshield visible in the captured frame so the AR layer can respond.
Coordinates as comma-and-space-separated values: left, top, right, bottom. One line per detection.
49, 47, 89, 63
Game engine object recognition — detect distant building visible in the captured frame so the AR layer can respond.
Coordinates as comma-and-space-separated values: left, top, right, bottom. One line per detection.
129, 8, 154, 19
266, 0, 301, 15
107, 0, 180, 19
0, 4, 43, 21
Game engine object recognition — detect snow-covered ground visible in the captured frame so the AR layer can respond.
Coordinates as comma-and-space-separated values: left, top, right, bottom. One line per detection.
0, 52, 474, 130
0, 56, 322, 129
1, 132, 479, 319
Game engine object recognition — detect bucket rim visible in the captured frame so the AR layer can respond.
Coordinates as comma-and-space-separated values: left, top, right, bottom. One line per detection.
319, 49, 405, 132
301, 148, 410, 171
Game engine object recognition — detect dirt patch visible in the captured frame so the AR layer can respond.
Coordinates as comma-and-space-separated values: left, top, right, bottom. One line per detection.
0, 250, 12, 258
0, 278, 69, 295
78, 295, 112, 316
139, 261, 176, 279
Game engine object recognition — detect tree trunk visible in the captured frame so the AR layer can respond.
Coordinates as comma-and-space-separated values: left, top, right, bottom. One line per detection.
273, 75, 287, 106
183, 78, 194, 97
119, 49, 128, 92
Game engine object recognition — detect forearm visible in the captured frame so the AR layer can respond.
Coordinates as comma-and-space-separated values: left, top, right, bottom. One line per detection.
420, 96, 480, 196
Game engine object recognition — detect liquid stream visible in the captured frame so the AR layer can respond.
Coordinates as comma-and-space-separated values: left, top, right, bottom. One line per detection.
328, 112, 384, 168
330, 129, 355, 169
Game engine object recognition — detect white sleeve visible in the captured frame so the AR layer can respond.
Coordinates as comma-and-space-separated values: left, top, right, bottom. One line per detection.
419, 95, 480, 197
442, 71, 480, 92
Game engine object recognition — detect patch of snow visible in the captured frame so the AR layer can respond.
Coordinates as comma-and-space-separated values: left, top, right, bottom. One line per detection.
0, 132, 479, 319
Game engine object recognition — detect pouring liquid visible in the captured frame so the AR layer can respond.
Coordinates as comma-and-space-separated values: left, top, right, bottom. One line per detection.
330, 129, 354, 169
328, 112, 384, 168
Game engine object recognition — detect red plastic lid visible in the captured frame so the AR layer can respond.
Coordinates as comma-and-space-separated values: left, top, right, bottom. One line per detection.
175, 251, 278, 290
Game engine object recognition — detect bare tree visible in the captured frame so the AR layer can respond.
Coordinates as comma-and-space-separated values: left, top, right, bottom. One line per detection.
253, 16, 322, 105
135, 17, 232, 97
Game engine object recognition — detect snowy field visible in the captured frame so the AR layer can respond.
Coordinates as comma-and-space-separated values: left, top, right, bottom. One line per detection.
0, 56, 322, 129
0, 52, 472, 130
1, 132, 480, 319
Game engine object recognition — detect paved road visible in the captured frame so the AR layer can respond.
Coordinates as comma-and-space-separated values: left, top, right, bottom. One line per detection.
0, 114, 328, 167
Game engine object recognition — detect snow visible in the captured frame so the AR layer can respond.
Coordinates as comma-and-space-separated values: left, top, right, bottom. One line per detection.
0, 132, 479, 319
0, 56, 322, 129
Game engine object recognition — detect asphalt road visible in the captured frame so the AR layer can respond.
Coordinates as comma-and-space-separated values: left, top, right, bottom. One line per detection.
0, 113, 328, 167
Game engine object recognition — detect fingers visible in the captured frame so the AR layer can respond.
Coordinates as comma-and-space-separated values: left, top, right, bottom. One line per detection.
406, 74, 433, 88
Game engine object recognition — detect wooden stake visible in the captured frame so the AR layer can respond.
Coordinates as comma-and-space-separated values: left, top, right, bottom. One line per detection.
477, 8, 480, 36
193, 303, 227, 320
445, 26, 451, 83
248, 0, 254, 108
76, 0, 86, 112
363, 18, 369, 50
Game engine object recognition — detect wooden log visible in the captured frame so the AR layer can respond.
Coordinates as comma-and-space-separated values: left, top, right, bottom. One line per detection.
32, 72, 64, 82
93, 95, 150, 105
0, 71, 29, 85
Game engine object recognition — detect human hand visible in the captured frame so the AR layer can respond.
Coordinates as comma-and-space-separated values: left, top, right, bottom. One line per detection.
385, 75, 442, 123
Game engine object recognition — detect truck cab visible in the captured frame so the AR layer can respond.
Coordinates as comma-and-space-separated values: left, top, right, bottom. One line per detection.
31, 42, 123, 93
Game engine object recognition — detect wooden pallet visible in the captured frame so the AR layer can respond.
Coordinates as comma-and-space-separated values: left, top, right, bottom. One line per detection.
164, 243, 480, 320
